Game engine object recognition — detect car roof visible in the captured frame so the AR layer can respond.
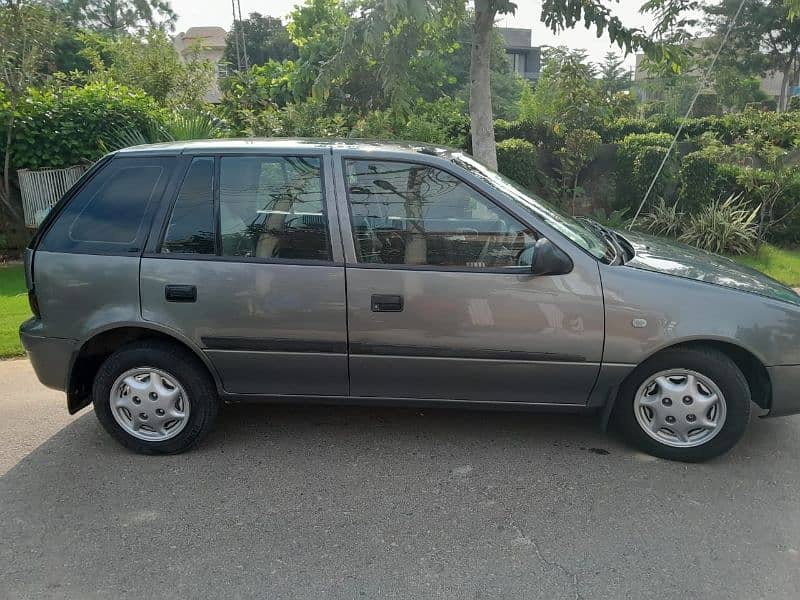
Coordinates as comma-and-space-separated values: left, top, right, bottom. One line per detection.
115, 138, 458, 158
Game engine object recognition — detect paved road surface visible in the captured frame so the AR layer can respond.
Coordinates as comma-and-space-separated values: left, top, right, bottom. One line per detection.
2, 358, 800, 599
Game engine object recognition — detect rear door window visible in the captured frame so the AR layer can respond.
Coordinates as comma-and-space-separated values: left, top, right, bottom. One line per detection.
218, 155, 332, 262
161, 157, 216, 255
40, 156, 172, 254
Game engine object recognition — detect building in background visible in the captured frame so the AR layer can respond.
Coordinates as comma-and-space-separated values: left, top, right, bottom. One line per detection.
634, 45, 799, 108
498, 28, 541, 82
173, 26, 227, 103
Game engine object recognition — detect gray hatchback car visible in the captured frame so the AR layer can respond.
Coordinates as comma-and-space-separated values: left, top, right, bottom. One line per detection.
19, 139, 800, 461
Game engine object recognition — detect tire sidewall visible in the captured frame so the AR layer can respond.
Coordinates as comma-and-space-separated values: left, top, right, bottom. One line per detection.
614, 348, 751, 462
92, 344, 217, 454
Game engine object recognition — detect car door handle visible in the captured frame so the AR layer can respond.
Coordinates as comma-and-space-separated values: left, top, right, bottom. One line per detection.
371, 294, 403, 312
165, 285, 197, 303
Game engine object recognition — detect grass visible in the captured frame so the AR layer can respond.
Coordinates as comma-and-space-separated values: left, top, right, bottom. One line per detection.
733, 244, 800, 288
0, 264, 30, 358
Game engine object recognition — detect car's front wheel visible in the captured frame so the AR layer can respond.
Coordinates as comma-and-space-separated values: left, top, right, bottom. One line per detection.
92, 341, 218, 454
613, 347, 751, 462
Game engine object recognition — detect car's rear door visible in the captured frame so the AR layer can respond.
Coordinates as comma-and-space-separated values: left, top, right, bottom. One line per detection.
140, 148, 349, 397
334, 150, 604, 405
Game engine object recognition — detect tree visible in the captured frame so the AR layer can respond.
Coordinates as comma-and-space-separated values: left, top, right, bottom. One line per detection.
223, 13, 298, 69
0, 1, 59, 223
309, 0, 694, 168
50, 0, 176, 36
706, 0, 800, 111
598, 52, 631, 97
80, 30, 214, 107
519, 48, 607, 130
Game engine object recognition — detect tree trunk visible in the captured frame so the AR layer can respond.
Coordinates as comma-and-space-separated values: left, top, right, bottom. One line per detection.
1, 113, 23, 224
470, 0, 497, 170
779, 61, 793, 112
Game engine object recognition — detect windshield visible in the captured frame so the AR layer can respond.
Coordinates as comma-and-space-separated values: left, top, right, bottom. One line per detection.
452, 153, 612, 262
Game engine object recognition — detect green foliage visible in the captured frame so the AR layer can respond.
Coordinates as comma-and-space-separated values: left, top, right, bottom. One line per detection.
220, 60, 297, 126
496, 139, 538, 189
223, 12, 298, 69
597, 52, 631, 97
519, 47, 608, 131
98, 109, 223, 153
78, 30, 214, 107
54, 0, 175, 36
556, 128, 602, 209
679, 194, 761, 255
615, 133, 677, 211
589, 207, 630, 228
637, 199, 684, 237
677, 148, 729, 211
7, 81, 161, 170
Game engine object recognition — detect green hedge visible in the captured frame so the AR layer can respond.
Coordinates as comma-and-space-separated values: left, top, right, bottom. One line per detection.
615, 133, 677, 211
496, 138, 538, 189
6, 81, 162, 171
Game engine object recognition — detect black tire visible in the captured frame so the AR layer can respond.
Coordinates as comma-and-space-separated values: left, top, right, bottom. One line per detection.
612, 346, 751, 462
92, 340, 219, 454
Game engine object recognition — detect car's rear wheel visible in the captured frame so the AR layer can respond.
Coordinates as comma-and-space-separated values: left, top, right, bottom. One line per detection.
92, 341, 218, 454
613, 347, 751, 462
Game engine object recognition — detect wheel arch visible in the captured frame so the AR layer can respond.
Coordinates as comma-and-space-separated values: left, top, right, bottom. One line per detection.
602, 338, 771, 430
634, 339, 770, 410
67, 323, 221, 415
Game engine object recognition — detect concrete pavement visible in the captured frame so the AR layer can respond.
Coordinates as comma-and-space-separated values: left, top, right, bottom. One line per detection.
2, 358, 800, 599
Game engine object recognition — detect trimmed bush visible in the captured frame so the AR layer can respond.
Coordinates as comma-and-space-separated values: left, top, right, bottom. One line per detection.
7, 81, 162, 170
615, 133, 677, 211
496, 138, 538, 189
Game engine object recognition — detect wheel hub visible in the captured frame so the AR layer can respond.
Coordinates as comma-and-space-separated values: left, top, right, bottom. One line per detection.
109, 367, 190, 442
634, 369, 727, 448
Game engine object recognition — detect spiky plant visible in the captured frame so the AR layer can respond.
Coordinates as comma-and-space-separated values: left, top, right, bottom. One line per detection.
679, 194, 761, 255
636, 199, 684, 238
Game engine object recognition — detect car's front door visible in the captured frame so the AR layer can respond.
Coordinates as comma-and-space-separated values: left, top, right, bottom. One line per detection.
141, 150, 349, 397
335, 153, 604, 405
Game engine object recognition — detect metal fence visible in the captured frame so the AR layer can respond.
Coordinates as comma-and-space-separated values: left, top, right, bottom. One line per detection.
17, 165, 87, 228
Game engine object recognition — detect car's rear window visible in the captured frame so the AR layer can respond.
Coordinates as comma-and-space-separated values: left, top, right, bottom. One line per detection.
40, 156, 173, 254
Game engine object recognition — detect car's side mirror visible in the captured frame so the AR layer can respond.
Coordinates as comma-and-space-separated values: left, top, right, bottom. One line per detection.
530, 238, 573, 276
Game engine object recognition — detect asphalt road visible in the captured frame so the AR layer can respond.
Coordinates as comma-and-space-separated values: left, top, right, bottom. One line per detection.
2, 358, 800, 599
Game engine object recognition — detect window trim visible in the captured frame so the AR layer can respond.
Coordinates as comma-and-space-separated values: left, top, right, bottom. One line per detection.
152, 152, 339, 266
340, 156, 543, 274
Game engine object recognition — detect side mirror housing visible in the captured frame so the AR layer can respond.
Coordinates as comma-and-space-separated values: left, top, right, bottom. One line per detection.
531, 238, 573, 276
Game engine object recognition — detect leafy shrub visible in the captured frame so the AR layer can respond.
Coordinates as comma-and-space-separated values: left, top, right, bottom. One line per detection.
679, 194, 760, 255
494, 118, 564, 153
98, 109, 224, 152
601, 117, 650, 143
7, 81, 162, 170
496, 138, 538, 189
789, 96, 800, 112
677, 149, 727, 211
636, 199, 684, 237
615, 133, 677, 212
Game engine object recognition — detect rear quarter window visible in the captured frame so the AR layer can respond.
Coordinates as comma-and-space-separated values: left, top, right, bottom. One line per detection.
40, 156, 174, 254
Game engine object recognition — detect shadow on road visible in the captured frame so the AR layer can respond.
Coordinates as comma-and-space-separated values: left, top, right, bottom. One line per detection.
2, 402, 799, 599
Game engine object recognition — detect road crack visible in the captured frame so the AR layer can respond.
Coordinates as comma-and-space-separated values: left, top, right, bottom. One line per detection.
482, 488, 583, 600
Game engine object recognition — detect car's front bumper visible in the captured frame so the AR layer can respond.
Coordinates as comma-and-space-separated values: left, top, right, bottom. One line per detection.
767, 364, 800, 417
19, 319, 76, 392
